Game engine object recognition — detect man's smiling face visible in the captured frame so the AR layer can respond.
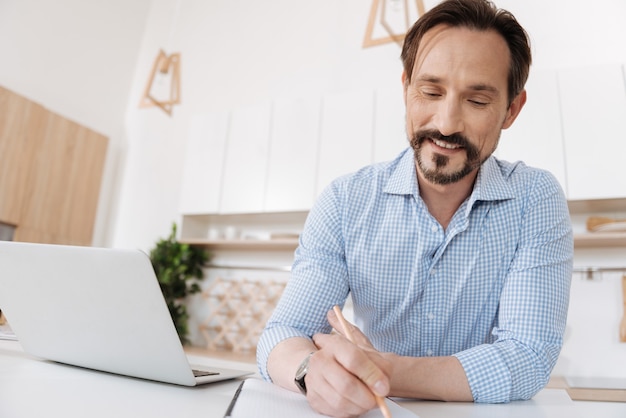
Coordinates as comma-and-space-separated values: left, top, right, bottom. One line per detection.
403, 24, 524, 185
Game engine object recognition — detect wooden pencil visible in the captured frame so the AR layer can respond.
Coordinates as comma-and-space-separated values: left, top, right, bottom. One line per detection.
332, 305, 392, 418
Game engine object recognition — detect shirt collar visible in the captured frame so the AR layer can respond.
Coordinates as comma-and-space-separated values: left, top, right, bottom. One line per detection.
384, 149, 515, 204
384, 148, 419, 196
469, 156, 515, 204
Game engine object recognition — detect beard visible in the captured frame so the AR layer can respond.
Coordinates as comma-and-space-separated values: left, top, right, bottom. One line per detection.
409, 129, 492, 185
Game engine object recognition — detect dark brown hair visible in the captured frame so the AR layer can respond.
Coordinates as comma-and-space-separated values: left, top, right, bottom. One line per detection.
401, 0, 531, 105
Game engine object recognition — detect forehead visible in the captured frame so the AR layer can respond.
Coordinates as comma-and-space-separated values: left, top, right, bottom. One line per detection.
411, 24, 510, 90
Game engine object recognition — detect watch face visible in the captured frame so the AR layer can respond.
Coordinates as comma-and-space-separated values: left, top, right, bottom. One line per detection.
296, 356, 310, 379
294, 352, 314, 395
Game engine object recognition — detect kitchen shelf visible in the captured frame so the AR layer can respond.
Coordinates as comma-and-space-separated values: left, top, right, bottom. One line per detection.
568, 197, 626, 213
183, 233, 626, 251
180, 202, 626, 253
573, 232, 626, 248
184, 234, 626, 250
180, 238, 299, 251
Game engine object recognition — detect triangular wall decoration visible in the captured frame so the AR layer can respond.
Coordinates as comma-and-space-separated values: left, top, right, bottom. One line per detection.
363, 0, 426, 48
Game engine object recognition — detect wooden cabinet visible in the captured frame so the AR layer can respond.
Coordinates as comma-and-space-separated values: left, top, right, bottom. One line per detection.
0, 88, 45, 225
0, 86, 108, 245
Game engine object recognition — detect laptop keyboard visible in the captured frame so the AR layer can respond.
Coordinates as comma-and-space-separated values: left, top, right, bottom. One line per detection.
193, 369, 220, 377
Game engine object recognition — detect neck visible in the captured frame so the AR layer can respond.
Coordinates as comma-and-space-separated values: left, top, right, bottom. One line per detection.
416, 166, 478, 230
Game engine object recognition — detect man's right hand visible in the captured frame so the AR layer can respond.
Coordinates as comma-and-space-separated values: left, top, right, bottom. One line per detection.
305, 331, 391, 417
266, 309, 392, 418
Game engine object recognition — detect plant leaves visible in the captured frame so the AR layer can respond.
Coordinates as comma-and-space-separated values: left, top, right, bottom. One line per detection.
149, 222, 211, 344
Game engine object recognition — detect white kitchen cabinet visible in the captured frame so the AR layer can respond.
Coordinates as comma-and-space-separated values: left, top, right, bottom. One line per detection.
179, 112, 229, 214
373, 85, 408, 163
316, 89, 375, 196
496, 69, 568, 194
220, 102, 272, 213
558, 64, 626, 200
264, 96, 321, 212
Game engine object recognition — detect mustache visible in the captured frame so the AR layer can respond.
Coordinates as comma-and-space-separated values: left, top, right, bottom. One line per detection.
410, 130, 480, 161
410, 130, 471, 148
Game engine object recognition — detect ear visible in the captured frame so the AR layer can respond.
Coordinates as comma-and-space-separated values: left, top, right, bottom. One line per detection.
401, 71, 408, 105
502, 89, 527, 129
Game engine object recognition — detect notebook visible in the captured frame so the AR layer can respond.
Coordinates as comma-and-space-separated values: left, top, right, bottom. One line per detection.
0, 240, 253, 386
224, 378, 420, 418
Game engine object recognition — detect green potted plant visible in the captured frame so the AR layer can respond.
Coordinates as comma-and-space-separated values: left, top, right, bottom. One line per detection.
149, 223, 210, 345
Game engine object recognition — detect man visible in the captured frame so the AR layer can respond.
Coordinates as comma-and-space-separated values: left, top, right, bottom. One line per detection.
257, 0, 573, 416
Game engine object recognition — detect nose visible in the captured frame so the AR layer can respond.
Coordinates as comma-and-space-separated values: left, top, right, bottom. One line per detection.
433, 98, 464, 136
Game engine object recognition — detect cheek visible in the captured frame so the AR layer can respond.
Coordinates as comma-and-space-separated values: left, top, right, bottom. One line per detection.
405, 102, 430, 133
469, 110, 506, 143
472, 128, 501, 156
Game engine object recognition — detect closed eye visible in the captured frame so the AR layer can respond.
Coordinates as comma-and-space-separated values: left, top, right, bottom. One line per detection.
420, 88, 442, 98
468, 99, 488, 106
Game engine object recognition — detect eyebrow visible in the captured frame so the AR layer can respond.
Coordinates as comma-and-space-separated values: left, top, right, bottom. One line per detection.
416, 74, 500, 94
468, 83, 499, 93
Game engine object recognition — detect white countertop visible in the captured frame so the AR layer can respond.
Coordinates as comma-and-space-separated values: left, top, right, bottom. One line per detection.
1, 339, 624, 418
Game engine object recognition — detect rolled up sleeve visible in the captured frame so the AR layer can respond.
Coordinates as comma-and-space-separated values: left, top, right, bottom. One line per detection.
456, 172, 573, 402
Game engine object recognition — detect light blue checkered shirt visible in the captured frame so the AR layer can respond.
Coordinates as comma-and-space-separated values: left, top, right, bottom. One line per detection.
257, 147, 573, 403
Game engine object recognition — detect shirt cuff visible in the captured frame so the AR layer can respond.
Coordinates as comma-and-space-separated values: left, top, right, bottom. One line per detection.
454, 344, 512, 403
256, 325, 311, 382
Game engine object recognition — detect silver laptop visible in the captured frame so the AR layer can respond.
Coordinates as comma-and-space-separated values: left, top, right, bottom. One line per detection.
0, 241, 253, 386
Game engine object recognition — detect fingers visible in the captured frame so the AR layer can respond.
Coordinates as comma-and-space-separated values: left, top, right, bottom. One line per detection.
326, 308, 390, 393
313, 332, 390, 397
327, 309, 374, 349
298, 310, 392, 417
305, 343, 379, 417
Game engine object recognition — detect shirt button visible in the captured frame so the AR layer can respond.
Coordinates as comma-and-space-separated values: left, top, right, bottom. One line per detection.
426, 349, 433, 356
427, 313, 435, 320
430, 224, 438, 233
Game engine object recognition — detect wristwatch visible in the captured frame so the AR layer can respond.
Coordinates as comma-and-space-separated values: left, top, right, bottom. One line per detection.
294, 352, 314, 395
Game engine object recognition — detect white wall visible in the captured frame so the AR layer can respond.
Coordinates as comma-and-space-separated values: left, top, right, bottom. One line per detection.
112, 0, 407, 251
502, 0, 626, 70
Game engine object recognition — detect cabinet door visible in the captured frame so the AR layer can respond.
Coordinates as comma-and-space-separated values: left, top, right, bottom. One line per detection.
220, 102, 271, 213
496, 69, 568, 194
0, 87, 107, 245
16, 111, 108, 245
264, 96, 320, 212
373, 85, 408, 163
0, 87, 45, 225
179, 112, 229, 214
316, 90, 375, 196
558, 64, 626, 200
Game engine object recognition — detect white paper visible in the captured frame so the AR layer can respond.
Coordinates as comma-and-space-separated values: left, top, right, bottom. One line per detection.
226, 378, 419, 418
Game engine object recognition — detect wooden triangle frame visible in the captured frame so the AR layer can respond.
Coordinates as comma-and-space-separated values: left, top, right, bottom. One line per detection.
139, 50, 181, 116
363, 0, 425, 48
